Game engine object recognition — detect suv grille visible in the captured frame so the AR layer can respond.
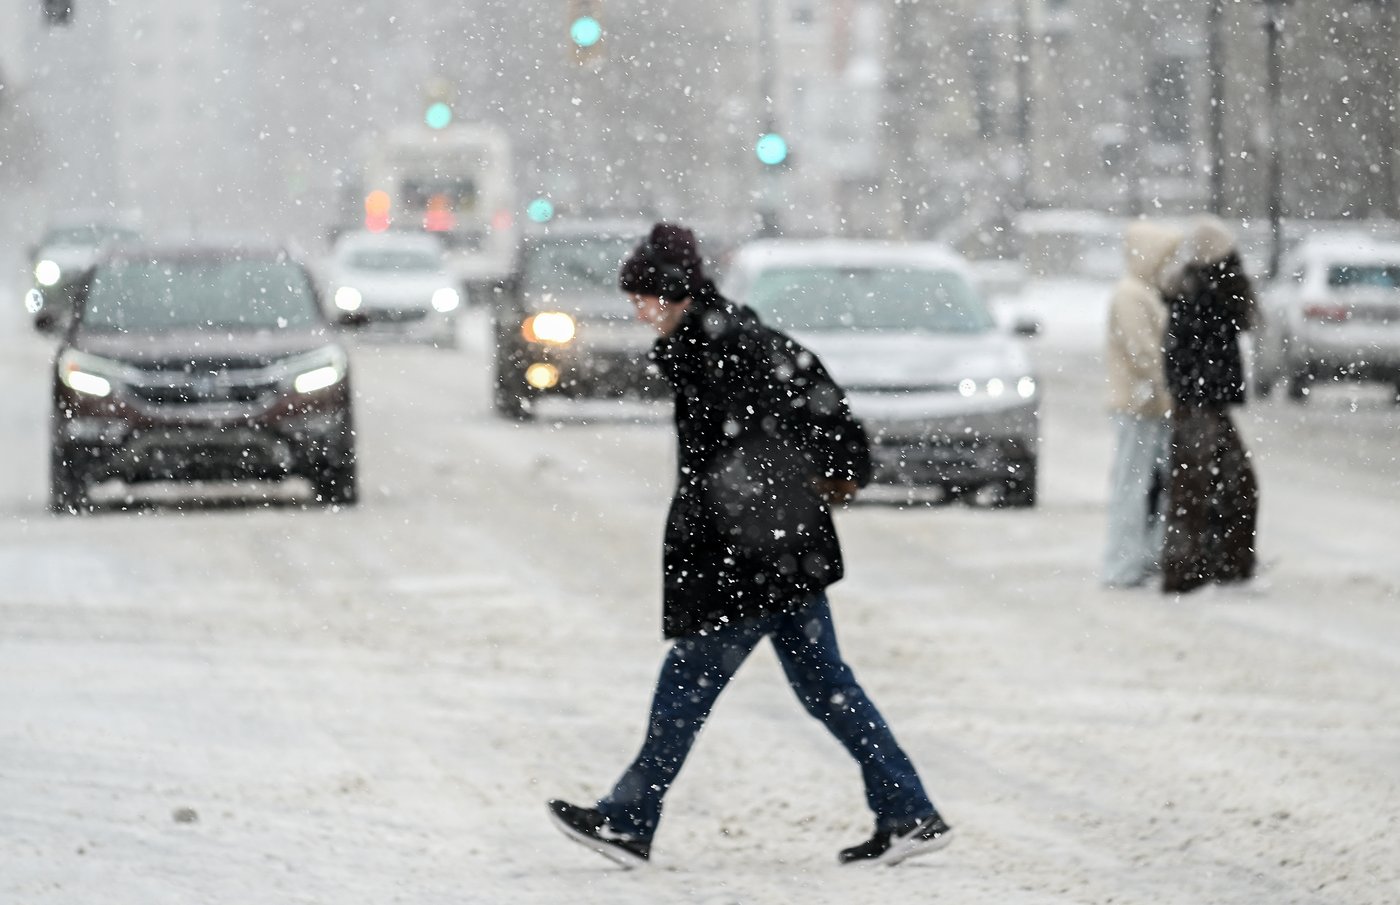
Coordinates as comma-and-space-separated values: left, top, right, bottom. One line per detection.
129, 372, 282, 406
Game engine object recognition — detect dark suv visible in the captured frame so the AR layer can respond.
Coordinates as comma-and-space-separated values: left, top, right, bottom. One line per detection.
492, 221, 664, 419
50, 245, 356, 512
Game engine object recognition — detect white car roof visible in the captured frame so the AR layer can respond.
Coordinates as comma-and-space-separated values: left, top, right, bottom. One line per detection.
731, 239, 973, 275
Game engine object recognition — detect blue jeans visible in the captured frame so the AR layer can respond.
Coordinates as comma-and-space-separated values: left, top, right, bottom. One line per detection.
596, 594, 936, 841
1102, 413, 1171, 587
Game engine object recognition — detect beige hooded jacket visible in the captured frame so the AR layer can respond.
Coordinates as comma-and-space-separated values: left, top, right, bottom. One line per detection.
1106, 222, 1182, 417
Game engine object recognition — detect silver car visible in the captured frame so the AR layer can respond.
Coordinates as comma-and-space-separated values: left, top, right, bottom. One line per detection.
721, 240, 1040, 506
322, 230, 464, 347
1253, 234, 1400, 401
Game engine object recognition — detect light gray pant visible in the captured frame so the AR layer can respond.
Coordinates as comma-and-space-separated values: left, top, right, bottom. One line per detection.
1102, 413, 1171, 587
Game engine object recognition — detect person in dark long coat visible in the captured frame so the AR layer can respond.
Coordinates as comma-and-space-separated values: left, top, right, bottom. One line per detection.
548, 223, 950, 868
1160, 216, 1260, 593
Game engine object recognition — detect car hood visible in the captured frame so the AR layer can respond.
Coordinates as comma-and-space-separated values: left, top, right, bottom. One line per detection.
331, 269, 450, 295
784, 329, 1032, 390
73, 328, 336, 371
523, 290, 634, 321
37, 245, 101, 273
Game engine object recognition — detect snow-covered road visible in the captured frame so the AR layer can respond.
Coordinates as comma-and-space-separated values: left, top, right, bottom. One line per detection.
1, 278, 1396, 904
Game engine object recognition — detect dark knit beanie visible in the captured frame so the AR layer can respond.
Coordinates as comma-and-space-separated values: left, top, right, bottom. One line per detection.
619, 223, 705, 301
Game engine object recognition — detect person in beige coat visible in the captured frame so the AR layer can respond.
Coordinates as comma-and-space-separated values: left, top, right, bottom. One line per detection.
1101, 221, 1182, 587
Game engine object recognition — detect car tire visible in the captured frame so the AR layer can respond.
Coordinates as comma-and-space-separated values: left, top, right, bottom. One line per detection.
493, 358, 535, 421
998, 459, 1037, 508
1255, 374, 1274, 398
313, 460, 357, 506
49, 446, 90, 514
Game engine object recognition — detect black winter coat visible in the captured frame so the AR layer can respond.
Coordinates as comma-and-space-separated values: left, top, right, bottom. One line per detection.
1163, 251, 1255, 407
650, 283, 871, 639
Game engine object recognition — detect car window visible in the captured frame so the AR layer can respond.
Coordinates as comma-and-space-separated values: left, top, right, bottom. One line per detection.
81, 259, 322, 332
1328, 263, 1400, 290
744, 265, 995, 333
345, 249, 440, 272
523, 236, 636, 298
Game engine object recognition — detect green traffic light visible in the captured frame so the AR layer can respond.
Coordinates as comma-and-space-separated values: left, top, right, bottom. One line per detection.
570, 16, 602, 48
425, 102, 453, 130
527, 198, 555, 224
756, 133, 788, 166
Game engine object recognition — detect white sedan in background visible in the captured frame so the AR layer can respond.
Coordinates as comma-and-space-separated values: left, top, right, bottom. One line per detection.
1254, 233, 1400, 401
322, 231, 464, 347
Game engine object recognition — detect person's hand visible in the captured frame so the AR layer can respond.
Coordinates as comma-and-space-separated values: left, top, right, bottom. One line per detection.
815, 477, 859, 506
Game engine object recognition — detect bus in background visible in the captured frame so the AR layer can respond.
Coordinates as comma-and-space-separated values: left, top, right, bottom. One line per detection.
353, 122, 518, 294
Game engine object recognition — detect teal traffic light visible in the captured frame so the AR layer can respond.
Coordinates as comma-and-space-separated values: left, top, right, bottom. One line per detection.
425, 102, 453, 130
756, 133, 789, 166
527, 198, 555, 224
570, 16, 602, 48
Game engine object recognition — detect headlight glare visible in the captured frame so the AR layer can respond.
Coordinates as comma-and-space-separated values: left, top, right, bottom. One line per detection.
1017, 376, 1037, 398
431, 287, 460, 312
957, 378, 977, 398
294, 366, 341, 394
287, 345, 348, 394
334, 286, 362, 311
986, 377, 1005, 397
35, 259, 62, 287
58, 350, 121, 398
524, 311, 576, 344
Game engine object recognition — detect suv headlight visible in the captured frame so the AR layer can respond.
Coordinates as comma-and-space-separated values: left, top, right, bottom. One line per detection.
284, 345, 349, 395
35, 259, 62, 287
57, 349, 131, 398
523, 311, 576, 344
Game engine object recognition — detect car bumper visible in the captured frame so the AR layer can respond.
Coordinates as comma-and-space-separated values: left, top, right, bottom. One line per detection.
54, 381, 353, 483
1286, 325, 1400, 380
853, 393, 1039, 486
514, 322, 662, 396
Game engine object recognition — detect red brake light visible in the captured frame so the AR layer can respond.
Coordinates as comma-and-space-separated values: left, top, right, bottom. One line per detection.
1303, 303, 1351, 323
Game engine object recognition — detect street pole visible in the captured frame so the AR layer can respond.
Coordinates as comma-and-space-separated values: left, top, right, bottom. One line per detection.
755, 0, 779, 236
1015, 0, 1033, 211
1263, 1, 1285, 278
1207, 0, 1226, 215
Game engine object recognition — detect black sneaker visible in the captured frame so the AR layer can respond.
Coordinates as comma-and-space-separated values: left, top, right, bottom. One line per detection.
547, 799, 650, 868
838, 814, 953, 866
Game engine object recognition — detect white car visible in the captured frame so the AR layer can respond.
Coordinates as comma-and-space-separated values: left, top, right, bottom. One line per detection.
1254, 233, 1400, 401
721, 240, 1041, 506
322, 231, 464, 347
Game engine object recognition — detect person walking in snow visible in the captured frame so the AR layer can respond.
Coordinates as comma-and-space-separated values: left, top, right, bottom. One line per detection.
1159, 216, 1259, 593
547, 223, 951, 868
1101, 221, 1183, 587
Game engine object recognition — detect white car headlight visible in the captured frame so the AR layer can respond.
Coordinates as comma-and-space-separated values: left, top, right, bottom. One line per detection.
431, 287, 460, 312
334, 286, 363, 311
24, 289, 45, 314
35, 259, 62, 287
1017, 376, 1037, 398
58, 349, 128, 398
524, 311, 576, 344
957, 378, 977, 398
286, 346, 348, 395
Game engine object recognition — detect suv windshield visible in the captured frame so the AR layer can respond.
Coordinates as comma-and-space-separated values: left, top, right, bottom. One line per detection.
524, 236, 636, 299
346, 249, 440, 272
746, 266, 994, 333
1328, 264, 1400, 290
81, 258, 321, 332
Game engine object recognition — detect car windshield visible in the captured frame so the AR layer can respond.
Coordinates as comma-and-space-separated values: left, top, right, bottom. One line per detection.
1328, 263, 1400, 290
43, 225, 139, 247
345, 249, 440, 272
81, 258, 321, 332
745, 265, 994, 333
524, 236, 636, 299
